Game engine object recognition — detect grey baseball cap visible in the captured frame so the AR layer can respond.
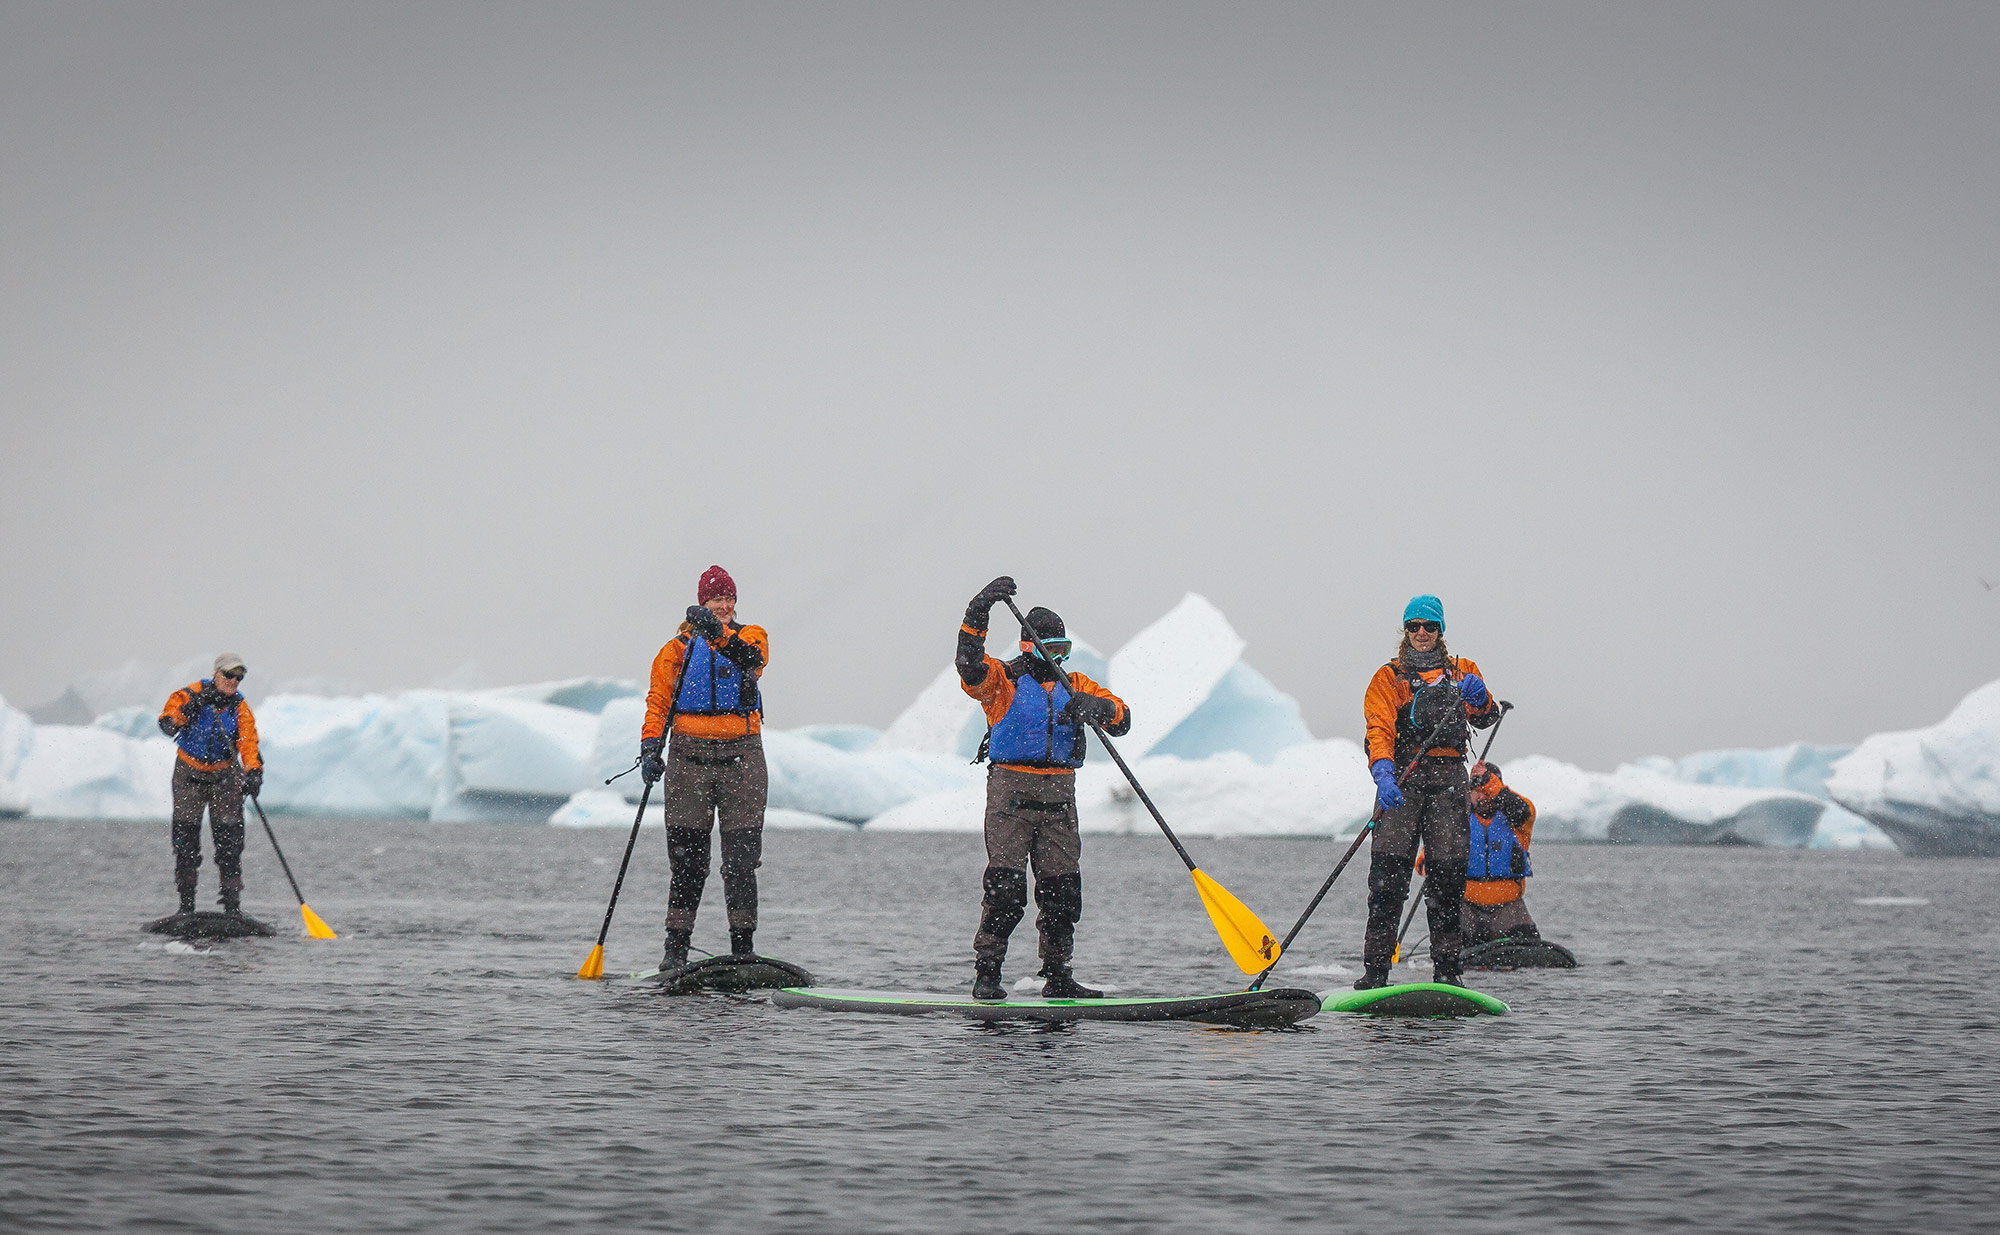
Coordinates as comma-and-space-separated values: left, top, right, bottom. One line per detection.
214, 652, 247, 676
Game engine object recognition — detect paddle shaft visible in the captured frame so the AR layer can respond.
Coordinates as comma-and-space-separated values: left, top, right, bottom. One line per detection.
248, 795, 310, 907
591, 780, 654, 950
589, 637, 692, 951
200, 705, 311, 908
1247, 709, 1464, 990
1000, 596, 1199, 872
1394, 701, 1513, 959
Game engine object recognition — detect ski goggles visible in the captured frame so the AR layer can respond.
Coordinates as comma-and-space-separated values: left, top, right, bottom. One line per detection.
1023, 639, 1072, 662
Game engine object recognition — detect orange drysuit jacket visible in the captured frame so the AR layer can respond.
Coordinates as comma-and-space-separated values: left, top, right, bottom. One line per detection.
961, 649, 1128, 776
1363, 656, 1497, 764
159, 684, 262, 772
643, 621, 771, 741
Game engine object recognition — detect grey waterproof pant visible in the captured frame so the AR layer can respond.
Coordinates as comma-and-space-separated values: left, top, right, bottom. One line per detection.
974, 767, 1084, 971
171, 762, 245, 901
661, 733, 768, 933
1364, 758, 1470, 973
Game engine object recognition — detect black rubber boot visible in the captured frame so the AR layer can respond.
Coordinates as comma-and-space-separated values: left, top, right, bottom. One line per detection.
660, 929, 691, 973
1041, 967, 1102, 1000
1432, 966, 1464, 988
220, 890, 242, 920
972, 960, 1008, 1001
729, 928, 756, 961
177, 888, 197, 917
1353, 966, 1391, 990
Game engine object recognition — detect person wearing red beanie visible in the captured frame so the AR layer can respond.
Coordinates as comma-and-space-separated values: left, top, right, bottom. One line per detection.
638, 565, 770, 973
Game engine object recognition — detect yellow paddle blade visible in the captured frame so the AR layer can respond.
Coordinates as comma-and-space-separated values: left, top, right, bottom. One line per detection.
576, 943, 605, 980
1191, 868, 1281, 975
301, 904, 338, 940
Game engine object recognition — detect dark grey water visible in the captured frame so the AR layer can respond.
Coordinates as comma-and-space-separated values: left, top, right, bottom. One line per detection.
2, 820, 1994, 1233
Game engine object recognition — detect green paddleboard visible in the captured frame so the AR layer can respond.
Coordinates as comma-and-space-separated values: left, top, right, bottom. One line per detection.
771, 986, 1320, 1028
1322, 982, 1509, 1018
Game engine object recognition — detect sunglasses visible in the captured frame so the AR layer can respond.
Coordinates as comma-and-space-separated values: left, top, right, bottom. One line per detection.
218, 670, 245, 682
1404, 621, 1440, 634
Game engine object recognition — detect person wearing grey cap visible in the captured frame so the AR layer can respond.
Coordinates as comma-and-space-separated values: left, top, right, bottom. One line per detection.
157, 654, 264, 917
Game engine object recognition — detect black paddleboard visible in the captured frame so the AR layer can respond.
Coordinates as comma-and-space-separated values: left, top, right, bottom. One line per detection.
770, 987, 1321, 1028
1460, 938, 1578, 970
143, 911, 277, 940
630, 954, 817, 994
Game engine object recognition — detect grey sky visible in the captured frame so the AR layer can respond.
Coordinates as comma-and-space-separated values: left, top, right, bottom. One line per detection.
3, 2, 1995, 767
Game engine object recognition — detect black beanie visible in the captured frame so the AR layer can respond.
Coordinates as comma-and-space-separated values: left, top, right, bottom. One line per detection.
1020, 606, 1067, 642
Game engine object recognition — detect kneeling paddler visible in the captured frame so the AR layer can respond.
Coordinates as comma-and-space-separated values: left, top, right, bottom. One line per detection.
1461, 761, 1542, 946
958, 576, 1131, 1001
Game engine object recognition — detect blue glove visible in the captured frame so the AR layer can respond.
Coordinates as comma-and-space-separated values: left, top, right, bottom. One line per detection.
1459, 674, 1488, 708
1370, 759, 1405, 810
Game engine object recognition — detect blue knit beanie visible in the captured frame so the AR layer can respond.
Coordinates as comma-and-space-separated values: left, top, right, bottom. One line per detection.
1402, 594, 1445, 631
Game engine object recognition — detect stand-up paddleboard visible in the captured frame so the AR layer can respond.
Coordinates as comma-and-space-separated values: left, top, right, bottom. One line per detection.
1323, 983, 1508, 1018
772, 987, 1321, 1028
630, 954, 816, 994
1461, 938, 1577, 970
143, 911, 277, 940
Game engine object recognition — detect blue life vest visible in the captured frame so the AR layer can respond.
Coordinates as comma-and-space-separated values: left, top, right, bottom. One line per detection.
986, 671, 1085, 769
1467, 809, 1531, 880
673, 634, 760, 717
176, 681, 242, 766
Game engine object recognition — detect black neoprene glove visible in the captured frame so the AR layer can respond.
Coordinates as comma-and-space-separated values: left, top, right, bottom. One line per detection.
966, 576, 1016, 621
243, 767, 264, 798
158, 714, 182, 738
640, 737, 666, 786
719, 638, 763, 672
1060, 694, 1119, 728
686, 605, 726, 640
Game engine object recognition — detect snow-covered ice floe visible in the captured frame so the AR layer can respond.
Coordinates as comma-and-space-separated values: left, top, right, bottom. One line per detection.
1502, 756, 1833, 847
1825, 680, 2000, 856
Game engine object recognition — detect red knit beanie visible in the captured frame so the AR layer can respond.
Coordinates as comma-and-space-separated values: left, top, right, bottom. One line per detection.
697, 565, 736, 604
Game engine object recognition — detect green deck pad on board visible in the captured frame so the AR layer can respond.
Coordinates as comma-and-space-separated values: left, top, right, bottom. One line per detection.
142, 911, 277, 940
1460, 938, 1578, 970
1323, 982, 1510, 1017
628, 955, 817, 993
770, 987, 1321, 1028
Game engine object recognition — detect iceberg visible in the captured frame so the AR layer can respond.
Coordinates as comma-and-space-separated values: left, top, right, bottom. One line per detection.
586, 698, 980, 824
429, 697, 600, 823
0, 696, 34, 817
865, 739, 1376, 838
11, 724, 176, 820
1108, 595, 1246, 759
877, 638, 1109, 759
256, 692, 449, 818
1503, 756, 1829, 846
549, 789, 852, 830
1825, 680, 2000, 856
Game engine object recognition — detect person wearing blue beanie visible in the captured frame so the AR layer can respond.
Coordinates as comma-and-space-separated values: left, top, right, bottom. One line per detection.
1356, 595, 1499, 988
1402, 594, 1445, 631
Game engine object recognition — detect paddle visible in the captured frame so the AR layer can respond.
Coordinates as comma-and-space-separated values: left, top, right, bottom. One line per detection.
1392, 700, 1513, 964
1246, 706, 1470, 991
247, 795, 339, 939
201, 697, 336, 940
576, 780, 655, 979
1000, 596, 1281, 975
578, 631, 693, 979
